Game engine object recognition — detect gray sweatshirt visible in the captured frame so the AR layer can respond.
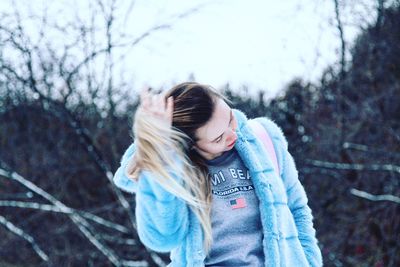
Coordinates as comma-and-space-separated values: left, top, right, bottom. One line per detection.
204, 148, 265, 266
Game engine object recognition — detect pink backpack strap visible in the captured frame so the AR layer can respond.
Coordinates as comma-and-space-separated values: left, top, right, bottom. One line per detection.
248, 119, 280, 177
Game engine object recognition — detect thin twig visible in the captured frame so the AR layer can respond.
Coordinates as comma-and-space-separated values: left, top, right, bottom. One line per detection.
350, 188, 400, 204
121, 259, 149, 267
0, 200, 130, 233
305, 159, 400, 174
333, 0, 346, 79
0, 215, 49, 262
0, 167, 139, 266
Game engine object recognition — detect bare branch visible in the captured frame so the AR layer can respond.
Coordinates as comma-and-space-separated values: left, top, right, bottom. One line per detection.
0, 166, 134, 266
0, 200, 61, 212
0, 200, 130, 234
305, 159, 400, 174
0, 215, 49, 262
79, 210, 130, 234
343, 142, 400, 157
113, 1, 211, 64
350, 188, 400, 204
100, 234, 138, 245
333, 0, 346, 79
121, 259, 150, 267
342, 142, 369, 152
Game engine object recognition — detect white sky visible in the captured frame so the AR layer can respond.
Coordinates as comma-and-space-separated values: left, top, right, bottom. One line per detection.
2, 0, 376, 100
118, 0, 369, 99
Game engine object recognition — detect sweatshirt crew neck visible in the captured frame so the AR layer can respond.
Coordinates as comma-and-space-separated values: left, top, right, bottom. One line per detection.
205, 148, 236, 166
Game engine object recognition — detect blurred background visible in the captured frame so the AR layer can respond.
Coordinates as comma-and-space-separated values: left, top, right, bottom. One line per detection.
0, 0, 399, 266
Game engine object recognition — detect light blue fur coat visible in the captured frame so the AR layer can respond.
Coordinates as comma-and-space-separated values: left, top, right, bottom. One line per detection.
113, 109, 323, 266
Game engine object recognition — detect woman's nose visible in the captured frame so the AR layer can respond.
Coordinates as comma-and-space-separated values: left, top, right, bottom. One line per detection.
226, 129, 237, 141
231, 117, 237, 131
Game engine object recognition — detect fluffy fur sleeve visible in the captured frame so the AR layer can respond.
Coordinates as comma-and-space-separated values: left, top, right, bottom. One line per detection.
113, 143, 189, 252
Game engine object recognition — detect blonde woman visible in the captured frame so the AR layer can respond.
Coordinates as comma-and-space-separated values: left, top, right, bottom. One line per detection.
113, 82, 323, 266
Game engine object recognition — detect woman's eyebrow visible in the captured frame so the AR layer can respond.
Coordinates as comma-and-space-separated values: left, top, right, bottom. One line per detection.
211, 109, 232, 142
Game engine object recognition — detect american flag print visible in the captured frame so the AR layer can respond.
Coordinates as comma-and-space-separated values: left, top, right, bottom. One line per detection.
230, 197, 247, 209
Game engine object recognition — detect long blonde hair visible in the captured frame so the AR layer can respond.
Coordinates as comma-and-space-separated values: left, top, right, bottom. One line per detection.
126, 82, 230, 255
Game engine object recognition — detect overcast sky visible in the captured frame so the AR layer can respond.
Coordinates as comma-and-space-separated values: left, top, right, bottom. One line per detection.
2, 0, 375, 99
118, 0, 370, 98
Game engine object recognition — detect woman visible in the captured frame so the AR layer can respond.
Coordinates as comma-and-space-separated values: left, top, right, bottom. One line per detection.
113, 82, 323, 266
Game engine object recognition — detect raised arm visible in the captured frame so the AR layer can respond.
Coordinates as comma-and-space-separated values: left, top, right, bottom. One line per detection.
113, 88, 190, 252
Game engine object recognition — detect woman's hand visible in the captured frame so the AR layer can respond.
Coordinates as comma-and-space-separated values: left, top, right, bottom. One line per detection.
139, 86, 174, 127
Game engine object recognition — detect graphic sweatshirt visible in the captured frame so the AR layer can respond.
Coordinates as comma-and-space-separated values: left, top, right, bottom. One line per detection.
204, 147, 265, 266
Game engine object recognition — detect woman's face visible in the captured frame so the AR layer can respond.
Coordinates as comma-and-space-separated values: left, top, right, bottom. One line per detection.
194, 98, 238, 160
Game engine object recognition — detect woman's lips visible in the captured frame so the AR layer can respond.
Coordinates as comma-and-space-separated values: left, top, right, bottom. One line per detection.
227, 139, 236, 147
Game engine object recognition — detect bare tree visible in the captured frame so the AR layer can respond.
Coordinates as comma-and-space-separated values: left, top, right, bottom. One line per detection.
0, 1, 211, 265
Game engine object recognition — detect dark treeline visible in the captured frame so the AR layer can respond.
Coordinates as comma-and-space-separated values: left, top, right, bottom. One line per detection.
228, 5, 400, 266
0, 3, 399, 267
